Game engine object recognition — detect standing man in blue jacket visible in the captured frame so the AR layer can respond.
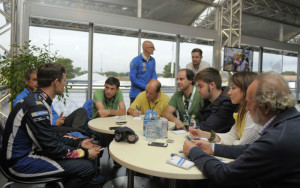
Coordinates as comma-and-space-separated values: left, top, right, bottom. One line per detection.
129, 40, 157, 103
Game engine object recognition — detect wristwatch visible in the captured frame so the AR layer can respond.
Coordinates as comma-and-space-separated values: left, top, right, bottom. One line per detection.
208, 130, 216, 142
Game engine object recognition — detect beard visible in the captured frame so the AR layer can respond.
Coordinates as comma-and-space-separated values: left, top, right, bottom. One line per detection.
251, 108, 268, 126
202, 85, 212, 100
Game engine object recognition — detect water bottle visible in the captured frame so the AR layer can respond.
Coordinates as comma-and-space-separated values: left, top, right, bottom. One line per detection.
149, 110, 153, 119
189, 114, 196, 129
152, 111, 157, 119
146, 110, 155, 139
151, 111, 160, 139
144, 110, 150, 136
161, 118, 168, 139
155, 114, 162, 139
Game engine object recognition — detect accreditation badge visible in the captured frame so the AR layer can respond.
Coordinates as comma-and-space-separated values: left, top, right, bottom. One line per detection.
143, 63, 147, 71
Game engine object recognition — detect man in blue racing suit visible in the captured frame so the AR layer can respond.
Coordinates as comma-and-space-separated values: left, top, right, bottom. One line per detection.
1, 63, 101, 188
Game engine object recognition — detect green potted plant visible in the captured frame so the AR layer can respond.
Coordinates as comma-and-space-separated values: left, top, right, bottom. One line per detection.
0, 40, 69, 105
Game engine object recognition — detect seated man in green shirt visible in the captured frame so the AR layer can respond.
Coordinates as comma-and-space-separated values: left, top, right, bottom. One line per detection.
91, 77, 126, 150
92, 77, 126, 119
162, 69, 203, 130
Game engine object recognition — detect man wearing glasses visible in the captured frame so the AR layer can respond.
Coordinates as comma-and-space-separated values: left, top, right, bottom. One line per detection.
162, 69, 203, 130
129, 40, 157, 104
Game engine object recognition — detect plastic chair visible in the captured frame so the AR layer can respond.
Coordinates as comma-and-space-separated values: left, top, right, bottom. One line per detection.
0, 125, 64, 188
82, 99, 93, 121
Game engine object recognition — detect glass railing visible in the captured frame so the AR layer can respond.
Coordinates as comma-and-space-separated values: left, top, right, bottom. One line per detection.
1, 79, 298, 120
52, 83, 176, 116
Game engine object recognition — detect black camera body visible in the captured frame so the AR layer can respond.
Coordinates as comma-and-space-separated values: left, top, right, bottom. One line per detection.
114, 127, 138, 144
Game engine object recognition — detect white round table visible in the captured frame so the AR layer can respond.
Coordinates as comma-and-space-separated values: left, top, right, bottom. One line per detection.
89, 115, 232, 188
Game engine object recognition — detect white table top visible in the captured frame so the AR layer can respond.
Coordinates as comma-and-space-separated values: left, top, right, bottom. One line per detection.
88, 115, 232, 180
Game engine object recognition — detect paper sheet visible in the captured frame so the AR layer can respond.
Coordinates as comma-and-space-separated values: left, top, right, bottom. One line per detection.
171, 130, 188, 134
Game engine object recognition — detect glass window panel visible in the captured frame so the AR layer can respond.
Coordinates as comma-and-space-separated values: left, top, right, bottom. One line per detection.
0, 89, 10, 125
180, 42, 213, 69
262, 52, 283, 73
282, 56, 297, 73
282, 55, 298, 97
140, 37, 176, 100
0, 28, 10, 58
0, 3, 11, 58
252, 51, 259, 72
29, 26, 88, 116
140, 37, 176, 76
93, 32, 138, 109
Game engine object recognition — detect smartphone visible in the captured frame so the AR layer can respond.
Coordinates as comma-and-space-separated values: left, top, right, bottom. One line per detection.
185, 135, 192, 141
109, 126, 122, 130
148, 141, 168, 147
115, 121, 127, 125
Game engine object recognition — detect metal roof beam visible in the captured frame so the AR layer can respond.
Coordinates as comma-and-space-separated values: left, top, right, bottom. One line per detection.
243, 0, 300, 27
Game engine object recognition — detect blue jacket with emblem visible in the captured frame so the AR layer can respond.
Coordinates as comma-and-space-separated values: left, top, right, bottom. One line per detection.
13, 87, 59, 126
1, 89, 86, 178
129, 54, 157, 98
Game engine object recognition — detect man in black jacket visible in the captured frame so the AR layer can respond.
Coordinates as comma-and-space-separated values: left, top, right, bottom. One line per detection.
194, 68, 237, 133
183, 72, 300, 187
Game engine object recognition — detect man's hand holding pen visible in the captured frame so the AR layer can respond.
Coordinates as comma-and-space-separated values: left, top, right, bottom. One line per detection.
132, 105, 142, 117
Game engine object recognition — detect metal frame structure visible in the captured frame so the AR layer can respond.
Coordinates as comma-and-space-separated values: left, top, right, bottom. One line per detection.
220, 0, 242, 48
0, 0, 12, 123
243, 0, 300, 29
1, 0, 300, 102
0, 1, 11, 54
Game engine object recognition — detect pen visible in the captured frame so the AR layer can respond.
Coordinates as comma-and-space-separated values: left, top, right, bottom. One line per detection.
136, 105, 140, 111
192, 137, 209, 141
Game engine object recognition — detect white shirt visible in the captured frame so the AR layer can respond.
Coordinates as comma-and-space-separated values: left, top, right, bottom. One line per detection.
217, 112, 262, 145
186, 61, 210, 75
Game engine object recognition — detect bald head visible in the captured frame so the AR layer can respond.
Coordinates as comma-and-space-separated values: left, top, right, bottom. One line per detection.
142, 41, 155, 57
146, 79, 161, 102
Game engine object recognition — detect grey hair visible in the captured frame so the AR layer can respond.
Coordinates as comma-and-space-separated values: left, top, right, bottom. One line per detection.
255, 72, 296, 114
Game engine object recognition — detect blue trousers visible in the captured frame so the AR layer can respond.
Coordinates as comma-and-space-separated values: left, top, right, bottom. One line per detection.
56, 158, 95, 188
